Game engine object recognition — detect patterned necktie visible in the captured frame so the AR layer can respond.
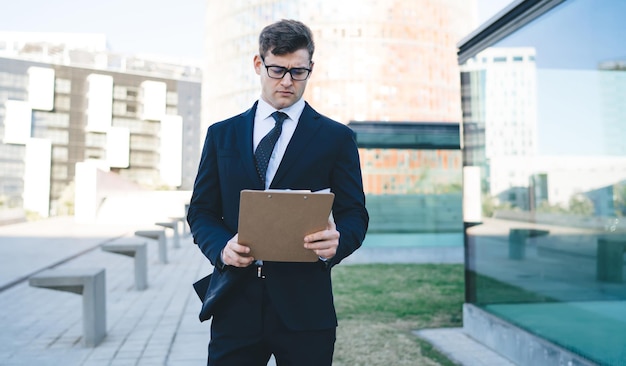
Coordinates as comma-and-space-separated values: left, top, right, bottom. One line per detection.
254, 111, 288, 184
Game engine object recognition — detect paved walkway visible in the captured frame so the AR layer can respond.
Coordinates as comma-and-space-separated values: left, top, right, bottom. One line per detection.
0, 218, 138, 291
0, 218, 211, 365
0, 218, 515, 365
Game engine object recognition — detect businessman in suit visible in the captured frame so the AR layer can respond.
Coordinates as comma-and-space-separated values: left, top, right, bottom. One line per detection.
187, 19, 368, 365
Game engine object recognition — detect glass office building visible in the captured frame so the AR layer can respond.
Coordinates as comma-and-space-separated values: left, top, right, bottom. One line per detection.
459, 1, 626, 365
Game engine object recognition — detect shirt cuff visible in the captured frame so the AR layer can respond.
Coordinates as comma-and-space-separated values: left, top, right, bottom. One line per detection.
216, 249, 228, 271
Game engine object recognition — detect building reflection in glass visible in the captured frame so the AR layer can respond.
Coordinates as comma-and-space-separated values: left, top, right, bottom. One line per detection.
460, 0, 626, 364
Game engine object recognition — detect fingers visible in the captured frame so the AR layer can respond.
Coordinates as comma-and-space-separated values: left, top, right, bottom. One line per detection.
312, 247, 336, 260
222, 234, 255, 267
304, 240, 338, 259
304, 219, 339, 242
304, 223, 340, 260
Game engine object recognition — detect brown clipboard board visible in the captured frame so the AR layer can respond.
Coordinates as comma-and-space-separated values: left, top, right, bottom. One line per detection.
238, 189, 335, 262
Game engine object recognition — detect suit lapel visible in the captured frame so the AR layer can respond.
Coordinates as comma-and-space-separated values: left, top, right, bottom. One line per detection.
234, 102, 263, 187
271, 103, 322, 187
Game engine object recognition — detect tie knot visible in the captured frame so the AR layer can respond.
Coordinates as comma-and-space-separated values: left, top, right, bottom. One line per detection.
271, 111, 288, 125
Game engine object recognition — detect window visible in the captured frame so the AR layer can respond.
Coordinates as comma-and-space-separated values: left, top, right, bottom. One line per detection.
55, 78, 71, 94
459, 1, 626, 364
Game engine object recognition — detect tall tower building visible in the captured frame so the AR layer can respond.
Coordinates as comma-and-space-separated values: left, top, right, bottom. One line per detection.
598, 60, 626, 156
202, 0, 478, 131
462, 47, 539, 159
460, 47, 538, 206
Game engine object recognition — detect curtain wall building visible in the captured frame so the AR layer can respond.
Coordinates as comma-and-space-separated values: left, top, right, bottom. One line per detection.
459, 1, 626, 365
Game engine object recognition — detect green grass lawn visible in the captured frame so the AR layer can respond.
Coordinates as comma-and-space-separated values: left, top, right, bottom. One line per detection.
331, 263, 465, 366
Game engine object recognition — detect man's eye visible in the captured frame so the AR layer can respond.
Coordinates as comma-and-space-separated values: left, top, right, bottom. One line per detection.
291, 69, 307, 76
268, 67, 286, 75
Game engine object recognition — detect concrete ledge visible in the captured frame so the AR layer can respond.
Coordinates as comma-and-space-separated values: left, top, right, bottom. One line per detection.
135, 229, 167, 264
463, 304, 596, 366
155, 220, 180, 248
415, 327, 515, 366
101, 239, 148, 290
29, 268, 107, 347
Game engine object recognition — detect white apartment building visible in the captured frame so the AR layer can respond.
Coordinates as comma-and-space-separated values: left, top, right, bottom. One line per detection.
0, 33, 202, 220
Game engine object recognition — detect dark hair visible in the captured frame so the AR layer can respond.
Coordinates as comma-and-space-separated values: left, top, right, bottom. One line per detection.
259, 19, 315, 61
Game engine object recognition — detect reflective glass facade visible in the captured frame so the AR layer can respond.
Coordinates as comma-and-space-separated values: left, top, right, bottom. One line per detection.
361, 147, 463, 248
349, 122, 463, 248
460, 1, 626, 364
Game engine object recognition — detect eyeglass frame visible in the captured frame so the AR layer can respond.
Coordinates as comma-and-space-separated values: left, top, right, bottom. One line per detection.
260, 56, 312, 81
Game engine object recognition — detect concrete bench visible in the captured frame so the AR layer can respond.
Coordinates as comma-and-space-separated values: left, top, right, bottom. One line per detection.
508, 228, 550, 260
169, 215, 189, 237
135, 229, 167, 264
597, 236, 626, 283
29, 268, 106, 347
101, 239, 148, 290
155, 220, 181, 248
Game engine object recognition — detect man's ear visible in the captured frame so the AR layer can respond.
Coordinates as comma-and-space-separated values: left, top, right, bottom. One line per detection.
309, 61, 315, 73
253, 55, 262, 75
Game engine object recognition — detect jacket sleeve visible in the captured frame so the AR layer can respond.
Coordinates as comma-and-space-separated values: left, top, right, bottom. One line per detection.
187, 126, 234, 266
327, 128, 369, 268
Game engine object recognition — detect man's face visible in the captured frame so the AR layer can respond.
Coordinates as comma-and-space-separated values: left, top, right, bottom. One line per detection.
254, 48, 313, 110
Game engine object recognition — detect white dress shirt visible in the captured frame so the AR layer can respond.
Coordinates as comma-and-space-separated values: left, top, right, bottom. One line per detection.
254, 98, 305, 189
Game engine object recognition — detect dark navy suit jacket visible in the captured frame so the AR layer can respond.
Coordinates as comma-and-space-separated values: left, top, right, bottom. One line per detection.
187, 101, 368, 333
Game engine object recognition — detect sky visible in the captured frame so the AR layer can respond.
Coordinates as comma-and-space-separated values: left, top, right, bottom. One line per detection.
3, 0, 208, 61
2, 0, 515, 62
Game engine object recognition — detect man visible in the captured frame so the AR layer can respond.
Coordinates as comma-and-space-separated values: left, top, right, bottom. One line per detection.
187, 19, 368, 365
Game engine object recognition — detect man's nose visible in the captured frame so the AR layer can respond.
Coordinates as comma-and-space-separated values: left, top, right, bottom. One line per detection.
280, 72, 293, 86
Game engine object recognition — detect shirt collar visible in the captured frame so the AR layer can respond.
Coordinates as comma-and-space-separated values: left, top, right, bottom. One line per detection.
257, 98, 305, 123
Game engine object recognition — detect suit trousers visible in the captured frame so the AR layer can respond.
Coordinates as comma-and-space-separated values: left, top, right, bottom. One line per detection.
207, 270, 336, 366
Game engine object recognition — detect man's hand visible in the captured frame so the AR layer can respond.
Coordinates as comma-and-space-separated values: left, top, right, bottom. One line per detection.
221, 234, 255, 267
304, 219, 340, 260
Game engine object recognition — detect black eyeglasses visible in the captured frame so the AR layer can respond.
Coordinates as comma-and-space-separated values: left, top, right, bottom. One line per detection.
261, 57, 312, 81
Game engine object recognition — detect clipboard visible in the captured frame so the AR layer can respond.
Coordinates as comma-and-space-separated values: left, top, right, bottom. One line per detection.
238, 189, 335, 262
